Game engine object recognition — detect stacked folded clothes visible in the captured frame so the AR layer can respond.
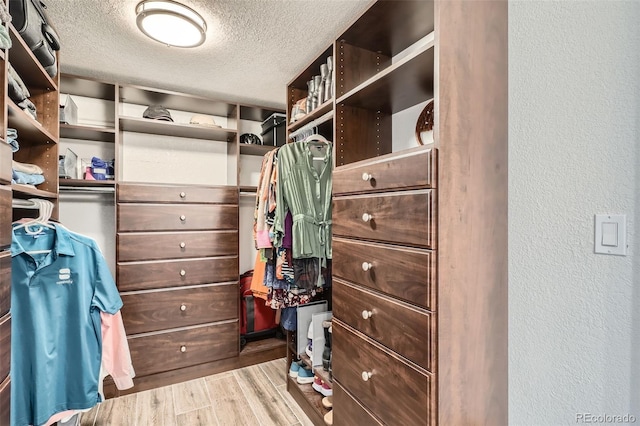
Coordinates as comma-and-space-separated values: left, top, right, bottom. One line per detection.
6, 128, 18, 152
8, 64, 37, 119
12, 160, 44, 186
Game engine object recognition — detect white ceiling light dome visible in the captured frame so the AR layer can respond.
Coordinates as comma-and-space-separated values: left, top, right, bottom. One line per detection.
136, 0, 207, 48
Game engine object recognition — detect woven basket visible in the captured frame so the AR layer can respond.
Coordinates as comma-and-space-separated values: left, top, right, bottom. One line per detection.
415, 100, 434, 145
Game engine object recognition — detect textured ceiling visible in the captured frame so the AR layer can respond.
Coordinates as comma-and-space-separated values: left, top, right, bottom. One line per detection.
46, 0, 372, 109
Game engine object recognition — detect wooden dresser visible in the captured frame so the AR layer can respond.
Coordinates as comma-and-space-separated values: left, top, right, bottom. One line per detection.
116, 183, 239, 393
332, 146, 437, 425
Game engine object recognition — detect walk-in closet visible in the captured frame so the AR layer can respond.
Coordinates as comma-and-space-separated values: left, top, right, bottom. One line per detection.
1, 0, 511, 425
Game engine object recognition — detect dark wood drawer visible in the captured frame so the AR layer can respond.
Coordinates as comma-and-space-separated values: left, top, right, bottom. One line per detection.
333, 278, 433, 371
333, 320, 432, 426
128, 321, 238, 377
333, 237, 435, 310
333, 146, 436, 195
118, 204, 238, 232
0, 251, 10, 316
0, 186, 10, 249
0, 143, 11, 184
333, 189, 436, 248
117, 256, 238, 292
118, 183, 238, 204
121, 284, 238, 335
333, 381, 382, 426
0, 314, 9, 382
0, 376, 9, 426
117, 230, 238, 262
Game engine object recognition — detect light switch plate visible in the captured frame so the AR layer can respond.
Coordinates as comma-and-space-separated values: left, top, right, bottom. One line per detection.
595, 214, 626, 256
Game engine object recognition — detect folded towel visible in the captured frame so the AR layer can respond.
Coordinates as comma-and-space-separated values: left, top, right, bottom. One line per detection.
12, 170, 45, 186
13, 160, 43, 175
18, 98, 37, 120
8, 64, 30, 100
4, 129, 18, 152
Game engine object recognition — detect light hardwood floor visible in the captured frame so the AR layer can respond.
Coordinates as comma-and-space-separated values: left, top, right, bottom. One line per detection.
81, 358, 314, 426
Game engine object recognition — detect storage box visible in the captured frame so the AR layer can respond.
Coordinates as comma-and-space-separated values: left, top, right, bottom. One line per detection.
261, 113, 286, 146
59, 95, 78, 125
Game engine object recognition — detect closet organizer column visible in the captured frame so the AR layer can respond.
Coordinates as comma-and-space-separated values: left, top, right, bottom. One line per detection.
115, 183, 239, 395
4, 11, 61, 422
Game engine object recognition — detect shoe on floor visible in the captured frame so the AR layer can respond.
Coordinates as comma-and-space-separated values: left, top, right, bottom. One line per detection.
289, 361, 301, 378
312, 378, 333, 397
296, 366, 314, 384
324, 409, 333, 425
322, 396, 333, 409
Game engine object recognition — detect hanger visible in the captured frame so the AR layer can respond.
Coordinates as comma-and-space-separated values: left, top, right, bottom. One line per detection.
13, 199, 56, 236
302, 132, 330, 160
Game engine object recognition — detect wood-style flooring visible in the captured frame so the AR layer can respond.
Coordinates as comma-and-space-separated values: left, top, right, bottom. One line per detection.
81, 358, 314, 426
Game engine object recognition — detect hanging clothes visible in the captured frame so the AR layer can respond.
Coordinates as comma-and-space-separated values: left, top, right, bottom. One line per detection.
273, 140, 333, 260
10, 223, 132, 426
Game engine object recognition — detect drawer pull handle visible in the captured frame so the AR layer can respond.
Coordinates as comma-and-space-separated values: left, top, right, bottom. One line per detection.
180, 345, 187, 353
361, 262, 372, 271
180, 215, 186, 221
180, 269, 186, 277
361, 371, 373, 381
180, 192, 186, 198
362, 213, 373, 222
362, 310, 373, 320
362, 172, 372, 181
180, 304, 187, 312
180, 242, 186, 249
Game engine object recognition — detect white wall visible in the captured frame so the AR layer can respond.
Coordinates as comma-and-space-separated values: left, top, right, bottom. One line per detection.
510, 1, 640, 424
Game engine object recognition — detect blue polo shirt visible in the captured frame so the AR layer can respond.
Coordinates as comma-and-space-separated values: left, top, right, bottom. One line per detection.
10, 224, 122, 426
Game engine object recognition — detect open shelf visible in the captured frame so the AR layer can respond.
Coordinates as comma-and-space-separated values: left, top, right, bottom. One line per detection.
8, 25, 57, 91
287, 376, 327, 426
287, 100, 333, 133
239, 186, 257, 195
299, 353, 332, 389
119, 84, 236, 117
119, 116, 236, 141
239, 105, 282, 122
338, 0, 434, 57
12, 184, 58, 199
60, 74, 116, 101
239, 144, 276, 156
8, 100, 57, 144
60, 124, 116, 142
336, 37, 435, 114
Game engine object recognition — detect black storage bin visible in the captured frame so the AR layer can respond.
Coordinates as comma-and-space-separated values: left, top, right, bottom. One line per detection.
261, 113, 286, 146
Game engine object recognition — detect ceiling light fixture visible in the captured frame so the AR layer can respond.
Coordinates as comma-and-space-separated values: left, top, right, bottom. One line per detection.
136, 0, 207, 48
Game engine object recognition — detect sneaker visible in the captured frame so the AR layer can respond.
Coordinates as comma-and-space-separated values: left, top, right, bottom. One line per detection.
289, 361, 301, 378
322, 396, 333, 409
312, 378, 333, 397
296, 366, 314, 384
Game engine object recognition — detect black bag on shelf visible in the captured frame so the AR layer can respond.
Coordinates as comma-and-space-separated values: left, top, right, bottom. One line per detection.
9, 0, 60, 77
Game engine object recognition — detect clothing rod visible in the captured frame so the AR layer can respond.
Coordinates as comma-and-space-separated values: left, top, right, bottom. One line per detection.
59, 187, 115, 194
288, 111, 334, 140
12, 200, 39, 209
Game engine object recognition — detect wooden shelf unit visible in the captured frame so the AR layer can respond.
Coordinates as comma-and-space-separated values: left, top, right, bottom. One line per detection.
11, 184, 58, 199
60, 123, 116, 142
287, 99, 333, 133
119, 116, 236, 141
299, 353, 332, 388
284, 1, 508, 425
8, 25, 57, 91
